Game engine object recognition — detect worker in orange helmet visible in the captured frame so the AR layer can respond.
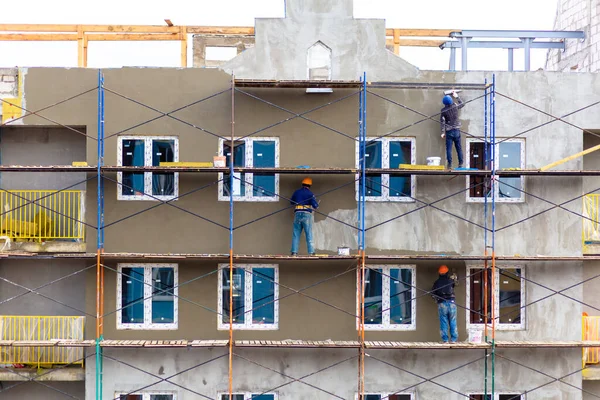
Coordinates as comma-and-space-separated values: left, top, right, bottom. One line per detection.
290, 177, 319, 256
431, 265, 459, 343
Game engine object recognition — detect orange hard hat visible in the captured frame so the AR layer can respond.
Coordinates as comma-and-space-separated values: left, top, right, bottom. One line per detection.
438, 265, 449, 274
302, 177, 313, 186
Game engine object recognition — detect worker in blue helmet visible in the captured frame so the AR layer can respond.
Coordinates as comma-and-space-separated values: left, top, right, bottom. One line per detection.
440, 91, 465, 169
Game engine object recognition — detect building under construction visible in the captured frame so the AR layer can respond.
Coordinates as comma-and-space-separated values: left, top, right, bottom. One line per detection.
1, 1, 600, 399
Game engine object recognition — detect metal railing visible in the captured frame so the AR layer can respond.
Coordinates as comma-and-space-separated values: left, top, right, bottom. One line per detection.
583, 314, 600, 367
583, 194, 600, 254
0, 190, 85, 242
0, 315, 85, 366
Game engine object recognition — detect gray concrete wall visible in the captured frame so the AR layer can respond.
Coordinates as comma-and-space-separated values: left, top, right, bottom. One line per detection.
82, 260, 581, 343
86, 347, 583, 399
14, 67, 599, 257
584, 381, 600, 399
222, 0, 418, 80
0, 68, 18, 98
0, 381, 84, 400
0, 126, 87, 190
0, 259, 87, 316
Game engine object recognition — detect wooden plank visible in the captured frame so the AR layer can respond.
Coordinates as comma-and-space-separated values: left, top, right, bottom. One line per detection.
180, 26, 188, 67
86, 34, 180, 41
0, 24, 79, 32
385, 28, 457, 37
385, 38, 446, 47
540, 143, 600, 171
186, 26, 254, 35
0, 34, 76, 41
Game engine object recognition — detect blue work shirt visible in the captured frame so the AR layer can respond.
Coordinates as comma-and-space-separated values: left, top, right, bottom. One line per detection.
290, 187, 319, 213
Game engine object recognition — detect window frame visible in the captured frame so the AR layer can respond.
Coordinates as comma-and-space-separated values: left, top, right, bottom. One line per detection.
354, 393, 414, 400
307, 41, 332, 80
217, 263, 279, 330
115, 392, 176, 400
217, 393, 278, 400
116, 263, 178, 330
217, 137, 280, 202
356, 264, 417, 331
465, 138, 525, 203
117, 135, 179, 201
467, 393, 524, 400
466, 265, 526, 331
355, 137, 416, 202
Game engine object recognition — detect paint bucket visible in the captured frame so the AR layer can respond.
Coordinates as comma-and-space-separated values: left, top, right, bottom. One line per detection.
213, 156, 226, 168
338, 246, 350, 256
427, 157, 441, 166
468, 329, 483, 343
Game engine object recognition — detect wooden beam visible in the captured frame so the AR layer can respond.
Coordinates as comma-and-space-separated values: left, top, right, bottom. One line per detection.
185, 26, 255, 35
83, 25, 181, 33
0, 24, 79, 32
85, 34, 180, 41
0, 25, 457, 38
393, 29, 400, 55
386, 38, 446, 47
77, 25, 84, 67
540, 143, 600, 171
0, 33, 76, 41
180, 27, 188, 67
385, 28, 458, 37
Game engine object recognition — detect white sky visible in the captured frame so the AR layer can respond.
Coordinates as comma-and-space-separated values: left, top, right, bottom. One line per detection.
0, 0, 559, 71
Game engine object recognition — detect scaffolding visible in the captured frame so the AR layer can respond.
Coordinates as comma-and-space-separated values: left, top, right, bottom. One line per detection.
1, 68, 600, 400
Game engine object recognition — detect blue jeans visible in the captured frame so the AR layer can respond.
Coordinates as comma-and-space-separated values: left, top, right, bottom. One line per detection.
291, 211, 314, 254
438, 300, 458, 342
445, 129, 464, 168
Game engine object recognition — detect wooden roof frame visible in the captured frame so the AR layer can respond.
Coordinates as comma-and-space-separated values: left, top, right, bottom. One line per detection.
0, 24, 456, 67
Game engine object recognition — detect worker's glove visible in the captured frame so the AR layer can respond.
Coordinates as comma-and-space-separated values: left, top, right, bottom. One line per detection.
452, 90, 459, 98
450, 273, 458, 281
441, 133, 445, 139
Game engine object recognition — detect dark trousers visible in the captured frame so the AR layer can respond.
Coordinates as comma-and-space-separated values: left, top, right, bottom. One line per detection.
445, 129, 464, 168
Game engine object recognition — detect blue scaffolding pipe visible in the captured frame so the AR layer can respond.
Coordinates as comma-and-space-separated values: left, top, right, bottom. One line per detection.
491, 73, 497, 398
95, 69, 105, 400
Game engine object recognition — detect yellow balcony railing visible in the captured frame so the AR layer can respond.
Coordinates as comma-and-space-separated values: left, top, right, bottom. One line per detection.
0, 190, 85, 242
583, 313, 600, 367
0, 316, 85, 367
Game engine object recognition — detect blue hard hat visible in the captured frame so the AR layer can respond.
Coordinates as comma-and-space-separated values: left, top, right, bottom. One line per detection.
442, 95, 453, 105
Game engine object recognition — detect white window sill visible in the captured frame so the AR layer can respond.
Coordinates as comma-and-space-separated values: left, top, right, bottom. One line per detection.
118, 194, 178, 202
218, 323, 278, 331
466, 197, 525, 204
217, 195, 279, 202
360, 324, 416, 331
468, 323, 525, 331
117, 323, 178, 330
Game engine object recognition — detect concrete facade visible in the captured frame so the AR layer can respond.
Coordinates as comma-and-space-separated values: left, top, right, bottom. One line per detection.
0, 0, 598, 399
0, 68, 18, 99
193, 35, 255, 68
546, 0, 600, 71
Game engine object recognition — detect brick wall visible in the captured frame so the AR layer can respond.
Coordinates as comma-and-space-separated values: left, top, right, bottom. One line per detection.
546, 0, 600, 71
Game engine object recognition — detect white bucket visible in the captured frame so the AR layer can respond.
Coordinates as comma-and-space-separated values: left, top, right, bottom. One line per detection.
338, 246, 350, 256
468, 329, 483, 343
427, 157, 441, 166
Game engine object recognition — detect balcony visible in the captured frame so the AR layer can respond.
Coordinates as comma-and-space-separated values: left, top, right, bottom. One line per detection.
0, 315, 85, 381
583, 314, 600, 380
0, 190, 85, 252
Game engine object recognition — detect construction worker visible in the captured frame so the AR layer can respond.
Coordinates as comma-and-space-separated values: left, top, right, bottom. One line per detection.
440, 91, 465, 169
290, 177, 319, 256
432, 265, 458, 343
